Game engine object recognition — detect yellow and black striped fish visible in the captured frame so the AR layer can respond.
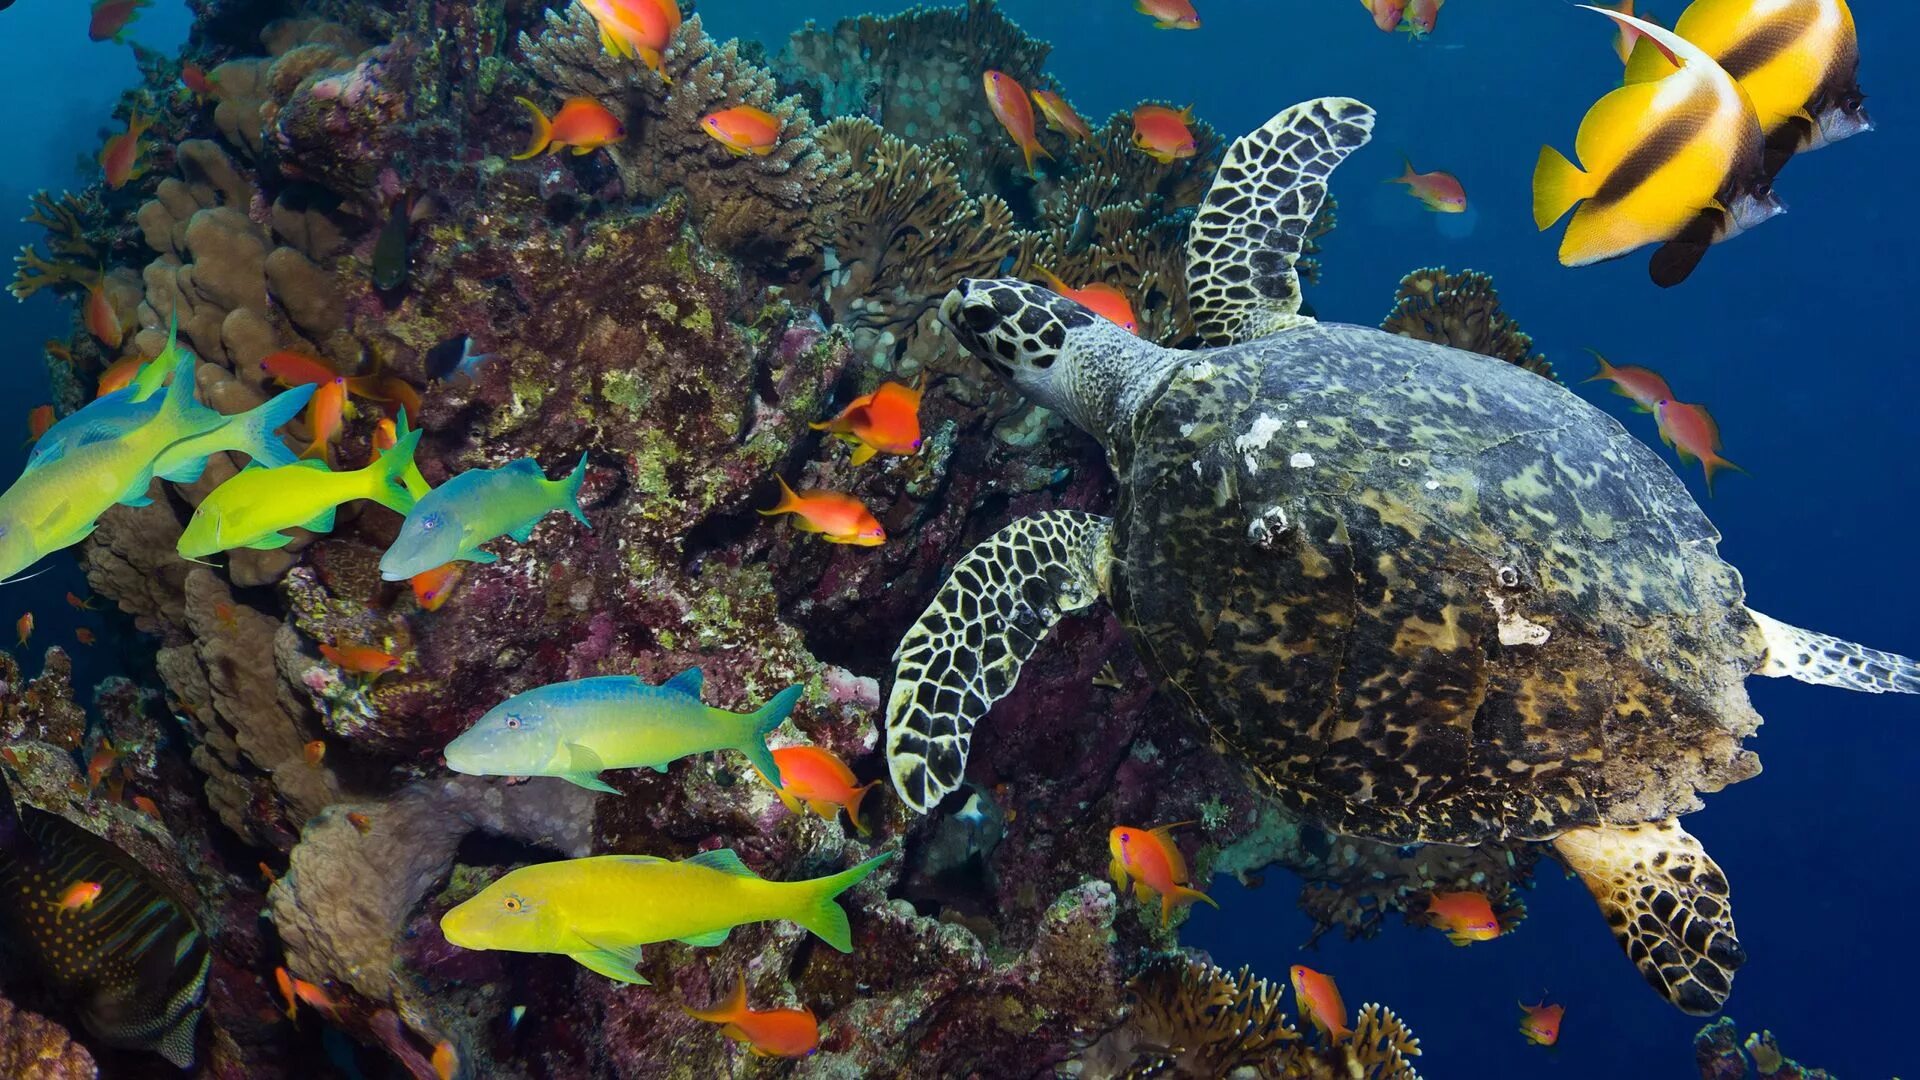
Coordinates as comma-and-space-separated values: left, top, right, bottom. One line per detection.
1534, 6, 1782, 280
0, 767, 209, 1068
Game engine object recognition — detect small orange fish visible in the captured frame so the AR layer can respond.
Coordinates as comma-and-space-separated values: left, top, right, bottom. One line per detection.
65, 591, 95, 611
213, 601, 239, 629
16, 612, 32, 646
1361, 0, 1409, 32
756, 746, 882, 835
56, 881, 103, 913
96, 355, 142, 397
26, 405, 54, 444
346, 811, 372, 835
292, 974, 342, 1019
580, 0, 680, 81
683, 975, 821, 1059
100, 115, 153, 189
1654, 399, 1743, 494
1426, 890, 1502, 945
809, 380, 924, 466
758, 479, 886, 546
1403, 0, 1443, 36
512, 97, 625, 159
983, 70, 1050, 179
1584, 350, 1672, 413
86, 281, 123, 347
259, 862, 278, 886
274, 966, 299, 1021
1030, 90, 1092, 141
305, 740, 326, 768
1387, 158, 1466, 213
372, 418, 397, 454
74, 628, 95, 646
411, 563, 463, 612
1038, 270, 1138, 335
1519, 1000, 1564, 1046
432, 1040, 458, 1080
181, 62, 217, 96
299, 378, 347, 463
348, 375, 423, 422
132, 795, 162, 820
1131, 104, 1198, 164
260, 350, 340, 387
46, 341, 74, 366
0, 748, 19, 769
1108, 822, 1217, 926
701, 105, 782, 156
319, 643, 401, 679
90, 0, 150, 43
1135, 0, 1201, 29
87, 739, 120, 791
1290, 965, 1350, 1041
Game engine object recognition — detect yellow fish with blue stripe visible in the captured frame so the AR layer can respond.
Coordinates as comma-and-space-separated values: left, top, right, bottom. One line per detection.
441, 848, 895, 985
176, 428, 422, 558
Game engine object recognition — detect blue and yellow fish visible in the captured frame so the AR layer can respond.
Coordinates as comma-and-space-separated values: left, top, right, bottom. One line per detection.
378, 453, 589, 581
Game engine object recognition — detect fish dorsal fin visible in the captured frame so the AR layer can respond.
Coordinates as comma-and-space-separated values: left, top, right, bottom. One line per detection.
504, 458, 545, 477
685, 848, 759, 878
676, 927, 731, 947
661, 667, 704, 698
608, 854, 671, 865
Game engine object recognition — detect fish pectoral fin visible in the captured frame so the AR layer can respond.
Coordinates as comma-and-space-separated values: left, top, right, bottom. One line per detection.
508, 521, 538, 543
676, 928, 731, 948
562, 773, 620, 793
685, 848, 760, 878
461, 548, 500, 565
568, 942, 649, 985
119, 491, 154, 508
850, 442, 878, 466
805, 799, 841, 821
1133, 881, 1155, 902
303, 507, 337, 533
245, 532, 297, 550
566, 742, 607, 773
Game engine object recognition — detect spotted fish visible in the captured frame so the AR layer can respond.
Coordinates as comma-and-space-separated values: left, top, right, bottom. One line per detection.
0, 768, 209, 1067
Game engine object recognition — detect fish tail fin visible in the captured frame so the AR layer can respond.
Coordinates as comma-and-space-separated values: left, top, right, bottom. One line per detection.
1582, 348, 1617, 382
1160, 885, 1218, 925
757, 477, 801, 517
1021, 141, 1040, 179
558, 451, 590, 527
1531, 145, 1590, 230
1386, 155, 1414, 184
684, 975, 748, 1025
791, 852, 896, 952
1701, 453, 1745, 496
845, 781, 880, 836
364, 428, 423, 514
736, 684, 803, 789
236, 384, 316, 470
512, 97, 554, 160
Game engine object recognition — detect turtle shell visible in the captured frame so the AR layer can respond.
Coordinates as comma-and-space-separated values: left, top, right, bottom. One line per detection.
1108, 322, 1765, 846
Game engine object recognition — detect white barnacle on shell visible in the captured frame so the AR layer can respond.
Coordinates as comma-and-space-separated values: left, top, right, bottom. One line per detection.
1247, 505, 1291, 548
1182, 359, 1217, 382
1289, 451, 1315, 469
1485, 587, 1551, 647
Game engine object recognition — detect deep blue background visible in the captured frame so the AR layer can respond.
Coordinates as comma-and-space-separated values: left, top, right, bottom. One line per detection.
2, 1, 1911, 1076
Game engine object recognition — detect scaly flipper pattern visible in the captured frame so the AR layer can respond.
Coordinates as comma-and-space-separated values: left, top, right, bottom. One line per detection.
1552, 820, 1745, 1015
1747, 609, 1920, 694
1187, 97, 1376, 346
886, 511, 1112, 813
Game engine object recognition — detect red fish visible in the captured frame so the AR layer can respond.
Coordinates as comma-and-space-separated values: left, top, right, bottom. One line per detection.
213, 601, 239, 629
285, 970, 342, 1020
371, 418, 397, 456
983, 70, 1050, 179
1519, 1000, 1564, 1046
1655, 399, 1743, 494
56, 881, 103, 913
86, 739, 119, 791
301, 378, 347, 463
1290, 965, 1351, 1041
320, 643, 400, 679
701, 105, 782, 157
1108, 822, 1217, 926
809, 379, 924, 465
1584, 350, 1672, 413
756, 746, 882, 835
132, 795, 162, 820
46, 341, 75, 366
1426, 890, 1502, 945
1131, 104, 1198, 164
1135, 0, 1201, 29
1038, 270, 1138, 335
683, 976, 820, 1058
65, 592, 95, 611
15, 612, 32, 646
181, 62, 217, 96
305, 740, 326, 768
512, 97, 625, 159
86, 281, 122, 347
100, 115, 152, 189
1387, 158, 1466, 212
346, 811, 372, 835
1361, 0, 1409, 32
260, 350, 341, 387
74, 628, 96, 646
432, 1041, 458, 1080
1029, 90, 1092, 141
348, 375, 422, 422
274, 967, 299, 1021
411, 564, 463, 611
89, 0, 150, 43
96, 356, 142, 397
26, 405, 54, 444
580, 0, 680, 82
758, 479, 886, 546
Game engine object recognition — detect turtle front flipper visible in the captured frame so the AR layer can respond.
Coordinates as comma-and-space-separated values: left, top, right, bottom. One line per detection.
886, 511, 1113, 813
1747, 609, 1920, 694
1552, 820, 1745, 1015
1188, 97, 1375, 346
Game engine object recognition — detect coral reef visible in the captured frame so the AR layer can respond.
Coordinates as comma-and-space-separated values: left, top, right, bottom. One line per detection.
0, 993, 97, 1080
10, 191, 107, 301
1381, 266, 1555, 381
1694, 1018, 1836, 1080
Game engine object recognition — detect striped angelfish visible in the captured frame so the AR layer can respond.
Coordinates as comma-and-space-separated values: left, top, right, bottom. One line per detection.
0, 768, 209, 1068
1533, 6, 1782, 285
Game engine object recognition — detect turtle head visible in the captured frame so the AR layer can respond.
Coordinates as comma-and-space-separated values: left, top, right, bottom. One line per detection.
940, 278, 1175, 441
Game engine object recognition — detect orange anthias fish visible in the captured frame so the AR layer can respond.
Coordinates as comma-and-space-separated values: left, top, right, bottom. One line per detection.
371, 418, 397, 455
701, 105, 782, 157
580, 0, 680, 82
346, 811, 372, 835
512, 97, 625, 159
281, 969, 342, 1021
758, 479, 886, 546
301, 378, 348, 463
86, 281, 122, 347
213, 601, 239, 629
260, 350, 341, 387
86, 739, 120, 791
132, 795, 162, 820
89, 0, 151, 43
304, 740, 325, 768
1038, 270, 1138, 335
96, 356, 142, 397
1655, 399, 1744, 494
1584, 350, 1672, 413
809, 380, 924, 466
74, 628, 96, 646
65, 591, 95, 611
756, 745, 882, 836
1135, 0, 1201, 30
1388, 158, 1466, 212
15, 612, 32, 646
319, 643, 401, 679
1403, 0, 1444, 36
983, 70, 1050, 179
56, 881, 103, 913
100, 115, 152, 189
1290, 965, 1351, 1041
1029, 90, 1092, 141
26, 405, 54, 444
431, 1041, 458, 1080
274, 967, 299, 1021
1361, 0, 1409, 32
181, 62, 217, 96
411, 564, 463, 611
683, 976, 821, 1059
1519, 1001, 1564, 1046
1426, 890, 1502, 945
1131, 105, 1198, 164
1108, 822, 1217, 926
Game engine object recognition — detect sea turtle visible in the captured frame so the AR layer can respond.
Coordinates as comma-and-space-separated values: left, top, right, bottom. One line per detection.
883, 97, 1920, 1014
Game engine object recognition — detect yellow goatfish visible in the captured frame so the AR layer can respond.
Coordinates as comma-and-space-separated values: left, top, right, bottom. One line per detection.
440, 849, 895, 984
1533, 6, 1780, 277
177, 429, 422, 558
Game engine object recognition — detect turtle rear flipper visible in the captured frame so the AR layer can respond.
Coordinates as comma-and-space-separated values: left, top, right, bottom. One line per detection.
1747, 609, 1920, 694
886, 511, 1112, 813
1553, 820, 1745, 1015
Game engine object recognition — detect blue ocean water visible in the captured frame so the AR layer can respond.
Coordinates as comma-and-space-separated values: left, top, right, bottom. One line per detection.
0, 1, 1909, 1076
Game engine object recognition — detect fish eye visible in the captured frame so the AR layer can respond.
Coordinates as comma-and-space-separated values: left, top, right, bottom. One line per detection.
502, 894, 526, 913
418, 513, 443, 532
503, 713, 524, 729
911, 438, 923, 450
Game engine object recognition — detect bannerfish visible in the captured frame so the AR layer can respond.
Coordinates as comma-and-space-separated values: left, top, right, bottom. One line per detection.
100, 115, 152, 189
423, 335, 492, 382
512, 97, 625, 159
89, 0, 150, 42
683, 975, 821, 1058
1131, 104, 1198, 163
757, 479, 886, 546
1029, 90, 1092, 141
378, 453, 589, 580
1655, 398, 1743, 493
1387, 157, 1467, 212
0, 768, 209, 1067
439, 848, 895, 983
1135, 0, 1201, 30
1533, 7, 1780, 277
1108, 822, 1217, 926
580, 0, 680, 82
809, 380, 923, 466
1425, 890, 1503, 945
1037, 269, 1139, 334
444, 668, 801, 793
176, 428, 422, 558
983, 70, 1049, 179
1584, 349, 1673, 412
756, 746, 881, 836
1519, 1000, 1565, 1046
1290, 965, 1350, 1042
701, 106, 782, 157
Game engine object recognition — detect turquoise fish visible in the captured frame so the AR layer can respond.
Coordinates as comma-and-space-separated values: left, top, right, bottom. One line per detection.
379, 453, 589, 580
444, 668, 800, 792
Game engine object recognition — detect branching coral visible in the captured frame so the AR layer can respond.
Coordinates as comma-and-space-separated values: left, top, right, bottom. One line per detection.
1380, 266, 1553, 381
1694, 1018, 1836, 1080
11, 191, 106, 300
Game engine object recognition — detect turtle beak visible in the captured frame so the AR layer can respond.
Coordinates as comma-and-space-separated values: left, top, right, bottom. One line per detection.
938, 286, 968, 330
